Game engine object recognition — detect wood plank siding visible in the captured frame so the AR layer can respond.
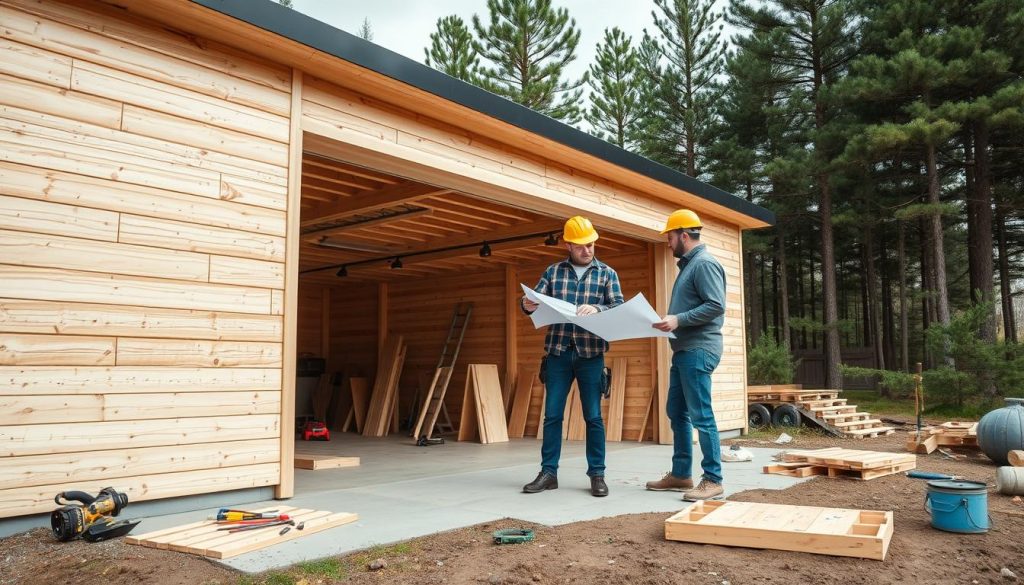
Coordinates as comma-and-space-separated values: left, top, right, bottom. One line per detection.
0, 0, 288, 517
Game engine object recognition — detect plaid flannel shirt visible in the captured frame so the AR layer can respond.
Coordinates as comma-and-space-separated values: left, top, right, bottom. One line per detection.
523, 258, 625, 358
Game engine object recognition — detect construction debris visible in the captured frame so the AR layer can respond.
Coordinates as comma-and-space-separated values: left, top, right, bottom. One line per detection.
764, 447, 916, 480
748, 385, 895, 438
907, 422, 978, 454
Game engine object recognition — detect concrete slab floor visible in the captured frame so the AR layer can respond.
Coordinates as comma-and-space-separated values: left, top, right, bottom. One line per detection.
129, 435, 809, 573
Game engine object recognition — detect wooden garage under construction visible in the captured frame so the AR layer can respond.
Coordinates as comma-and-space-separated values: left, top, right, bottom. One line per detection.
0, 0, 773, 520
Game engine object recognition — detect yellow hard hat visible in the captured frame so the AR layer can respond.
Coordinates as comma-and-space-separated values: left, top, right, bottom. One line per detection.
660, 209, 703, 234
563, 216, 599, 245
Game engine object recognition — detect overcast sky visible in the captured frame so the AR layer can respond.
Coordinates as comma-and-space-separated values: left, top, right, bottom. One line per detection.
289, 0, 732, 84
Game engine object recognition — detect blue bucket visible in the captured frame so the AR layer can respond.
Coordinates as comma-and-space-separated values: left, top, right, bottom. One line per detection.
924, 480, 989, 533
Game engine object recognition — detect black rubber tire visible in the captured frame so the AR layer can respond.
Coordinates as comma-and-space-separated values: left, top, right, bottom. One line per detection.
748, 403, 772, 429
771, 403, 802, 427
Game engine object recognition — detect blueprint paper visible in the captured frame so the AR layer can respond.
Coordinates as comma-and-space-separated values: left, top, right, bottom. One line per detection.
520, 284, 676, 342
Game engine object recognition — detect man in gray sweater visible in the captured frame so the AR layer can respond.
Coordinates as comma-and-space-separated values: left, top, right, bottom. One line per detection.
647, 209, 727, 501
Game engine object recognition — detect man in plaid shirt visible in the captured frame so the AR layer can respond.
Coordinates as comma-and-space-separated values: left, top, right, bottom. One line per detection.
520, 216, 624, 497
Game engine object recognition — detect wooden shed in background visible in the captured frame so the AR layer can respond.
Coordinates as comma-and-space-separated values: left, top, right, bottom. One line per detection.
0, 0, 773, 520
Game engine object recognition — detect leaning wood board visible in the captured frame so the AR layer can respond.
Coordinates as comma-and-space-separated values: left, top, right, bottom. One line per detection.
665, 500, 893, 561
125, 505, 358, 559
293, 453, 360, 470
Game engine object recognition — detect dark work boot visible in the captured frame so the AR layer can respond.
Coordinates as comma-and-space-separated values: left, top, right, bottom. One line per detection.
590, 475, 609, 497
523, 471, 558, 493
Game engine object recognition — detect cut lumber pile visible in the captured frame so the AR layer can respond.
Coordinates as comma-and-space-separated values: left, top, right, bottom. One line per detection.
764, 447, 916, 480
294, 453, 360, 470
605, 357, 628, 441
665, 500, 893, 561
362, 336, 406, 437
906, 422, 978, 454
125, 505, 357, 559
458, 364, 509, 444
748, 384, 895, 438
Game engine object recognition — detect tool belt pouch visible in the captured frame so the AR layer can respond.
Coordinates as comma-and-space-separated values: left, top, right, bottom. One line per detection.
539, 355, 549, 385
601, 366, 611, 399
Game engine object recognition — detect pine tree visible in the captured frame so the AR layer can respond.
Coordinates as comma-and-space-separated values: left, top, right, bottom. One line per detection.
472, 0, 587, 124
585, 28, 642, 148
277, 0, 293, 8
730, 0, 858, 388
425, 15, 482, 83
358, 17, 373, 42
645, 0, 728, 178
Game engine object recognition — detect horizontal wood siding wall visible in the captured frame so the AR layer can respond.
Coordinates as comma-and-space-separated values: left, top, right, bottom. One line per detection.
694, 220, 747, 432
0, 0, 291, 517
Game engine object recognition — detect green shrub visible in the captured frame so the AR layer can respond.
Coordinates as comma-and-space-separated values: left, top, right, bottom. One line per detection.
839, 365, 916, 398
747, 334, 797, 385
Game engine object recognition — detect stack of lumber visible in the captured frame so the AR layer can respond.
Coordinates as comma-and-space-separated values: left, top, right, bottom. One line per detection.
362, 336, 406, 437
458, 364, 508, 444
748, 384, 895, 438
906, 421, 978, 454
125, 506, 357, 559
665, 500, 893, 561
764, 447, 916, 480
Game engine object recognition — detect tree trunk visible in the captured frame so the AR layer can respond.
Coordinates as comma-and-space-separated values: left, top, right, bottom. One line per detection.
898, 220, 909, 372
810, 238, 818, 350
861, 243, 870, 348
970, 120, 996, 342
865, 228, 884, 371
777, 231, 791, 349
797, 239, 807, 350
760, 253, 768, 337
926, 142, 952, 331
919, 216, 935, 369
746, 246, 761, 347
997, 211, 1017, 344
772, 253, 780, 343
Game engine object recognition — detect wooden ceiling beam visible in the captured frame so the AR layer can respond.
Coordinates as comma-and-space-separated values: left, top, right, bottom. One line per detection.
301, 181, 447, 227
303, 208, 432, 241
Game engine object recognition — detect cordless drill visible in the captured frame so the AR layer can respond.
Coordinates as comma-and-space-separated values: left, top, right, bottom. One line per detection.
50, 487, 140, 542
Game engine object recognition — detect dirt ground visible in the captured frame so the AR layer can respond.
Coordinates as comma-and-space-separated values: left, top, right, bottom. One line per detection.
3, 417, 1023, 585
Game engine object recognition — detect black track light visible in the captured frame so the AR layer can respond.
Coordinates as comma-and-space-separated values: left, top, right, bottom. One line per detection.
336, 265, 348, 277
479, 242, 492, 257
390, 257, 403, 269
544, 232, 559, 246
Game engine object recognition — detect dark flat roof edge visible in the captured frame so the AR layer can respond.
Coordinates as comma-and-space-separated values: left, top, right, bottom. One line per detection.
190, 0, 775, 227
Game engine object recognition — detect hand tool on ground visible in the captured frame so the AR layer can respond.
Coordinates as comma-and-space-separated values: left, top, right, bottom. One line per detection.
906, 470, 966, 481
214, 515, 291, 525
50, 487, 140, 542
222, 519, 295, 533
210, 510, 284, 522
492, 528, 535, 544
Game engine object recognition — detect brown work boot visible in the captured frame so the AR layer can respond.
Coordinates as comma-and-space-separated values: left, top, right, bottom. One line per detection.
683, 478, 724, 501
645, 472, 694, 492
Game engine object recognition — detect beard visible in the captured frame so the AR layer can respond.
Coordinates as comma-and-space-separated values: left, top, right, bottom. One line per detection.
670, 239, 686, 259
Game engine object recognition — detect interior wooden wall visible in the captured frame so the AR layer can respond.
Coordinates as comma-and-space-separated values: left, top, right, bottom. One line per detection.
0, 0, 290, 517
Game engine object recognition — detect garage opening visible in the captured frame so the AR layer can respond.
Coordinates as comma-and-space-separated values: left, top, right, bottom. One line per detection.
290, 141, 663, 487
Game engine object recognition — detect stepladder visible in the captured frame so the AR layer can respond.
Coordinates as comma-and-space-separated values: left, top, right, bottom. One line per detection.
411, 302, 473, 441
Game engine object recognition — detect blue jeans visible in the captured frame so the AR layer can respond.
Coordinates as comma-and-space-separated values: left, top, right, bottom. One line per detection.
667, 348, 722, 484
540, 349, 606, 477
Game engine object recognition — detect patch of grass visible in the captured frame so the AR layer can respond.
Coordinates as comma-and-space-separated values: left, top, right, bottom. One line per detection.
297, 558, 345, 580
841, 389, 989, 420
740, 425, 828, 441
264, 573, 295, 585
840, 390, 918, 418
236, 576, 257, 585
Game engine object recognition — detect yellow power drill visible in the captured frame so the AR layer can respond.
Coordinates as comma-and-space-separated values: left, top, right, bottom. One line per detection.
50, 487, 140, 542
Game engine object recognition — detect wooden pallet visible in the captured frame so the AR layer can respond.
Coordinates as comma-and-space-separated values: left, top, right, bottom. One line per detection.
765, 447, 916, 480
665, 500, 893, 560
906, 422, 978, 453
748, 386, 894, 438
125, 506, 358, 559
294, 453, 360, 470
